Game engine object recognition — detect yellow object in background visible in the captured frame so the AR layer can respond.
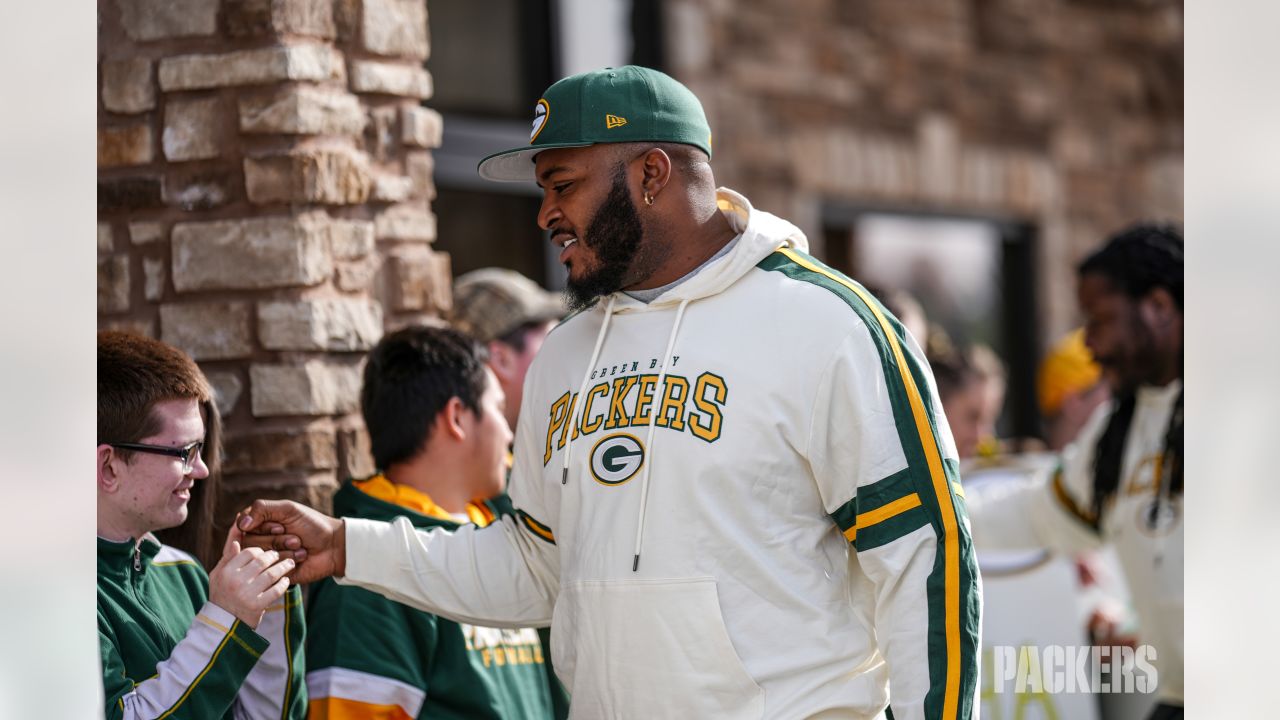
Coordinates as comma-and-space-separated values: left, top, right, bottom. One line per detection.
1037, 329, 1101, 416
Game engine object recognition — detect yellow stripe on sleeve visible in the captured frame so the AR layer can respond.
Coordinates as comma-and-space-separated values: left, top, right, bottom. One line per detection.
308, 696, 415, 720
520, 513, 556, 543
195, 614, 230, 634
843, 493, 924, 542
156, 624, 238, 719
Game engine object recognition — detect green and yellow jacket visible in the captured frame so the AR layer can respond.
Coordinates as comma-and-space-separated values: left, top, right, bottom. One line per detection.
98, 534, 306, 719
305, 476, 567, 719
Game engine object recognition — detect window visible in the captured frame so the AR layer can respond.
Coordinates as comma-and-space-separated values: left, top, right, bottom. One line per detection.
427, 0, 556, 119
822, 207, 1040, 440
427, 0, 664, 290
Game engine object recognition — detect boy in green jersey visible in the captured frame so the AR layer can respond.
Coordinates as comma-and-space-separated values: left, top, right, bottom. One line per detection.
305, 326, 560, 719
97, 331, 306, 719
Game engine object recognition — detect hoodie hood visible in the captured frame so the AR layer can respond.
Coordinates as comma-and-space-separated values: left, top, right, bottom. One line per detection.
607, 187, 809, 312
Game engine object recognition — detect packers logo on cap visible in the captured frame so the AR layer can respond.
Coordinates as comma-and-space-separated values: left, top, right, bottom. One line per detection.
530, 99, 550, 143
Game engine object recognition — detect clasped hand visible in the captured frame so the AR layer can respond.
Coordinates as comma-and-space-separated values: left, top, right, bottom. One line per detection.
208, 525, 294, 629
234, 499, 347, 586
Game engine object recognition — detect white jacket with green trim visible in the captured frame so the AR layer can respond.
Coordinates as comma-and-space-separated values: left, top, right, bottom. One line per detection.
966, 381, 1184, 704
340, 188, 982, 719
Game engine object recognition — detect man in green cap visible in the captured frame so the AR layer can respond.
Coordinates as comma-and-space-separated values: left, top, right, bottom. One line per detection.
240, 66, 981, 720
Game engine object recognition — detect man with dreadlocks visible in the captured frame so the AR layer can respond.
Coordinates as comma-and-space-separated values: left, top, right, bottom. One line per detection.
966, 224, 1183, 719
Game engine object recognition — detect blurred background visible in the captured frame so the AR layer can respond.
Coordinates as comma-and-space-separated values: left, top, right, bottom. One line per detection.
85, 1, 1184, 718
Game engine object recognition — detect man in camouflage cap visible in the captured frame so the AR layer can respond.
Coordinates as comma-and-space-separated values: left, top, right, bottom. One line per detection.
449, 268, 565, 433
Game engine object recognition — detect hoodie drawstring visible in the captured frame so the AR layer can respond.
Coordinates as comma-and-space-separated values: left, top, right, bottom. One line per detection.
631, 298, 691, 571
562, 296, 617, 485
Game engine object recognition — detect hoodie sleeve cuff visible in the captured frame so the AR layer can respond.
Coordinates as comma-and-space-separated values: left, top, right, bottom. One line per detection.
336, 516, 404, 588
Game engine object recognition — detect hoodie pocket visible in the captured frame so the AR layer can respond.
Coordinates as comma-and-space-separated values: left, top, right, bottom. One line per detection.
552, 577, 765, 720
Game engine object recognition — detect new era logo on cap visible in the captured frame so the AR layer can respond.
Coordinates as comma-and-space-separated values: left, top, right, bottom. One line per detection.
605, 114, 627, 129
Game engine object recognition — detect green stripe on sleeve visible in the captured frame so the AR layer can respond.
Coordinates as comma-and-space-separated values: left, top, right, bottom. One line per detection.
759, 248, 980, 719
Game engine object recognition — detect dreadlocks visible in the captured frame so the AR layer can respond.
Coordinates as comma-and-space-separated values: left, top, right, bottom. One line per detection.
1078, 224, 1184, 524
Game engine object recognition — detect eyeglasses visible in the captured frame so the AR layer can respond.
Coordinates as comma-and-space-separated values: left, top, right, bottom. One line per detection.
108, 441, 204, 474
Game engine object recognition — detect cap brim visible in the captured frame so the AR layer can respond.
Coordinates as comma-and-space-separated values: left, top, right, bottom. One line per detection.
477, 142, 595, 182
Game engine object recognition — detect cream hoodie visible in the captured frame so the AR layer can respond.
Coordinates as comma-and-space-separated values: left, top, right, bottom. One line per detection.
341, 188, 981, 719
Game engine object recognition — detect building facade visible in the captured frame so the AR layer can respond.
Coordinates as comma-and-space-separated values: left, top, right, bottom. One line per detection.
98, 0, 1182, 529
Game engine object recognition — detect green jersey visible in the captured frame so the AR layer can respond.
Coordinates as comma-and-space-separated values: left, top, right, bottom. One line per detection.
305, 477, 565, 719
98, 535, 306, 719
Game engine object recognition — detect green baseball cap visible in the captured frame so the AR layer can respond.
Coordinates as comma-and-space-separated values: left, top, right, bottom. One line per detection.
478, 65, 713, 182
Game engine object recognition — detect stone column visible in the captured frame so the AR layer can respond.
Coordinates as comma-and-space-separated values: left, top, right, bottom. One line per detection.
97, 0, 449, 525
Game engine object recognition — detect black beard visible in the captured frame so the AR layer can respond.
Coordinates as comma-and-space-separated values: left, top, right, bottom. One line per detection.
563, 167, 646, 313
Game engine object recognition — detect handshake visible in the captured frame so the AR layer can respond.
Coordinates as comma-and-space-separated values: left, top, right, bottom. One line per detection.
208, 499, 344, 628
228, 499, 350, 588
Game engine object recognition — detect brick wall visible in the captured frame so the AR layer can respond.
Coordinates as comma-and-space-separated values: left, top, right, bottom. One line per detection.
665, 0, 1182, 345
97, 0, 448, 525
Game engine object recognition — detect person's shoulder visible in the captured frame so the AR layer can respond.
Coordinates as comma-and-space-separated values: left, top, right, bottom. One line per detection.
145, 536, 210, 590
746, 248, 895, 350
752, 248, 878, 310
151, 542, 200, 568
751, 248, 875, 316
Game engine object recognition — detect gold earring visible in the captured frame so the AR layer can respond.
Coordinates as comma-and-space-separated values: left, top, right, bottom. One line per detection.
644, 192, 654, 206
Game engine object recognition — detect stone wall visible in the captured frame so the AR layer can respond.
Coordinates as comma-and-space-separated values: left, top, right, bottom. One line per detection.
665, 0, 1183, 344
97, 0, 448, 528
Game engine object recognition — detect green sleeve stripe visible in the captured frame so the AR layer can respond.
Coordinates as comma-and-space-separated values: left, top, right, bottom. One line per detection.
829, 472, 934, 551
759, 247, 980, 719
518, 510, 557, 545
854, 503, 932, 551
829, 467, 919, 532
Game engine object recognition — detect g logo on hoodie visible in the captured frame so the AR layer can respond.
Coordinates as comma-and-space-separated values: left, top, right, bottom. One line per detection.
590, 433, 645, 485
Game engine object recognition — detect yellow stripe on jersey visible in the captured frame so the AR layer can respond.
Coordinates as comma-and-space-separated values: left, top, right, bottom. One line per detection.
195, 614, 230, 634
778, 247, 966, 719
520, 512, 556, 544
156, 624, 237, 719
1051, 469, 1098, 528
307, 696, 415, 720
843, 493, 924, 542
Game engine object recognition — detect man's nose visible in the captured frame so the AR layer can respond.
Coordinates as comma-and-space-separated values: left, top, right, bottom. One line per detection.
537, 193, 561, 231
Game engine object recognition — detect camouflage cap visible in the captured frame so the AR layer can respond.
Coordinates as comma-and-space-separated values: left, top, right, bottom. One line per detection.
449, 268, 566, 344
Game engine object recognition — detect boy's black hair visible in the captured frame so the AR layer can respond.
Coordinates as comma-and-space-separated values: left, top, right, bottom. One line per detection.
361, 325, 489, 470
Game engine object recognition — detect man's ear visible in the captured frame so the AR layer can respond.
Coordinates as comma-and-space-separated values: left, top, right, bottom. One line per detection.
97, 445, 121, 493
487, 341, 516, 383
439, 397, 470, 442
639, 147, 673, 200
